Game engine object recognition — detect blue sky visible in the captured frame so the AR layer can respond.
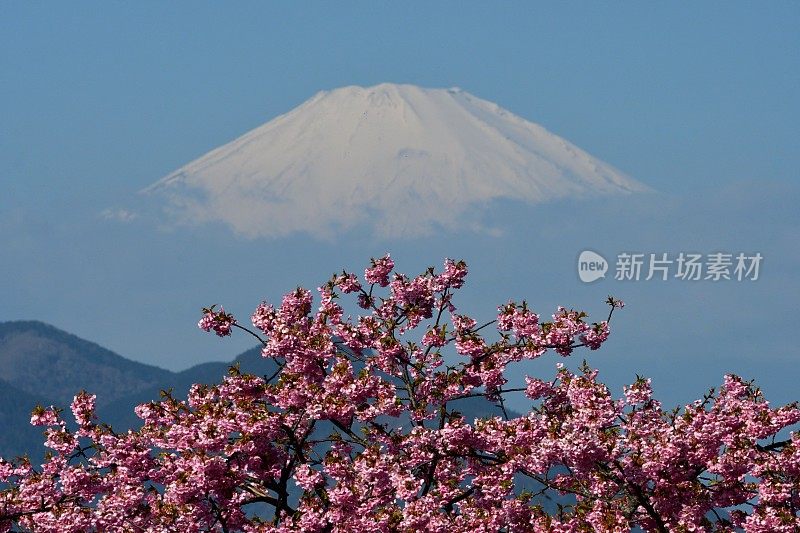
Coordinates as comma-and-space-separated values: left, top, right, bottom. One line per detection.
1, 3, 798, 411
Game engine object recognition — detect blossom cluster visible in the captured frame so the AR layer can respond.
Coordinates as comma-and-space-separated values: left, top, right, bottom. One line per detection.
0, 255, 797, 532
198, 305, 236, 337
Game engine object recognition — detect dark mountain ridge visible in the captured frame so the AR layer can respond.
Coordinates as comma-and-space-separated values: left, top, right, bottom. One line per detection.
0, 321, 564, 516
0, 321, 274, 459
0, 321, 514, 462
0, 321, 168, 407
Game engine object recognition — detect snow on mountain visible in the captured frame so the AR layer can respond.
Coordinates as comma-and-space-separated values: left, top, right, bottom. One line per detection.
145, 83, 649, 238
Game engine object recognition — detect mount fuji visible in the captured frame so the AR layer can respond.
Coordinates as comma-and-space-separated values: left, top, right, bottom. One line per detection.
145, 83, 649, 238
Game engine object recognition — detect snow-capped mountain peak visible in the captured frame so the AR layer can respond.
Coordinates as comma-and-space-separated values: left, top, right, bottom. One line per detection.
146, 83, 649, 238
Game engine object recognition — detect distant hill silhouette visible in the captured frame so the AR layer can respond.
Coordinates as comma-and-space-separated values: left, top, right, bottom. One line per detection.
0, 321, 572, 516
0, 321, 514, 461
99, 346, 280, 430
0, 380, 54, 459
0, 321, 167, 407
0, 321, 279, 460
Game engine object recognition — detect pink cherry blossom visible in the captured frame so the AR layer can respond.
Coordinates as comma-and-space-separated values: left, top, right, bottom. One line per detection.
198, 305, 236, 337
0, 255, 796, 532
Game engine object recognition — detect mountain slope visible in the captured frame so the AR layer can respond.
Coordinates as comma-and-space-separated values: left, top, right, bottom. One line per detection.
146, 83, 649, 238
0, 322, 521, 462
0, 321, 170, 407
100, 346, 280, 430
0, 321, 255, 458
0, 321, 569, 517
0, 381, 53, 459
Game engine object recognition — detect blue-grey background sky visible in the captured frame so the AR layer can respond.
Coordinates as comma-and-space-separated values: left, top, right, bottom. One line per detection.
2, 3, 798, 412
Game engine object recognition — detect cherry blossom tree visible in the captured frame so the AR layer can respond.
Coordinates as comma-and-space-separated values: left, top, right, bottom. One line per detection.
0, 255, 798, 532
